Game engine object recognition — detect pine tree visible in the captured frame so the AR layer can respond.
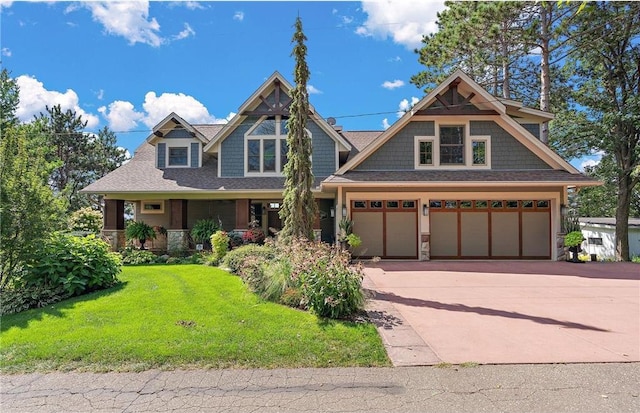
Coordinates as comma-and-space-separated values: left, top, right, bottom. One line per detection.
279, 16, 318, 242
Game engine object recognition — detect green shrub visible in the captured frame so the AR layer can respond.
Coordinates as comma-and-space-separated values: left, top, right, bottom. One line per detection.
295, 243, 364, 319
210, 230, 230, 265
2, 233, 123, 314
120, 248, 157, 265
221, 244, 275, 274
632, 256, 640, 263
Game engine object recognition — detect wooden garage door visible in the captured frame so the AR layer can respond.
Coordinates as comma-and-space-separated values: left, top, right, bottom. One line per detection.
351, 200, 418, 259
430, 200, 551, 259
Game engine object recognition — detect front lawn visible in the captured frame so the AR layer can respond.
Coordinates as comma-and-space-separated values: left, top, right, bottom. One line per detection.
0, 265, 389, 373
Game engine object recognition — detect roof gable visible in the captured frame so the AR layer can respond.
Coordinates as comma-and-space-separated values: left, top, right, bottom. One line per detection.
146, 112, 209, 145
203, 71, 351, 153
336, 69, 576, 174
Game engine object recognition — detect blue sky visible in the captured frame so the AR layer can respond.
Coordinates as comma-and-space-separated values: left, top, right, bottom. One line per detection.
1, 0, 593, 169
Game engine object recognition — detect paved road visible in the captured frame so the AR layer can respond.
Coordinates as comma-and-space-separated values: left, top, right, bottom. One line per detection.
2, 363, 639, 412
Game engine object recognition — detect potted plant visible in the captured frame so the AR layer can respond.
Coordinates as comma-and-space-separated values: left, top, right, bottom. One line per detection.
125, 221, 156, 250
190, 219, 220, 249
564, 231, 585, 263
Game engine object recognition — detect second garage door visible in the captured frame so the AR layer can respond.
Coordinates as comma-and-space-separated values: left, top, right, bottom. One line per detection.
430, 200, 551, 259
351, 200, 418, 259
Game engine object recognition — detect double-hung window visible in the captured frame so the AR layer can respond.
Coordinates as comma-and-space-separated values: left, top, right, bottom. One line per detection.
245, 115, 299, 175
168, 147, 188, 166
439, 125, 465, 165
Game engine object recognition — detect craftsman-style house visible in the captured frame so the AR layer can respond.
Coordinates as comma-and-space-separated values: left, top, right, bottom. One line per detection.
82, 70, 599, 260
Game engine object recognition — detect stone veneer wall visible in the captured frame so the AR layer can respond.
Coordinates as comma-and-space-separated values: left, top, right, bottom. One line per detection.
420, 233, 430, 261
102, 230, 125, 251
167, 230, 190, 254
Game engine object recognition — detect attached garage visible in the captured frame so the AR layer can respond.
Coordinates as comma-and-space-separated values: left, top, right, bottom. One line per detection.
430, 200, 551, 259
351, 200, 418, 259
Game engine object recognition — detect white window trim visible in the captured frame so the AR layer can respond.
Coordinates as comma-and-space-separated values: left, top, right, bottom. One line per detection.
163, 138, 201, 168
414, 136, 437, 169
244, 115, 311, 176
413, 122, 492, 169
469, 136, 491, 169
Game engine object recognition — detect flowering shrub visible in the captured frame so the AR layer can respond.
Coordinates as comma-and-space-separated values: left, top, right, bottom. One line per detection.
226, 238, 365, 319
242, 227, 266, 245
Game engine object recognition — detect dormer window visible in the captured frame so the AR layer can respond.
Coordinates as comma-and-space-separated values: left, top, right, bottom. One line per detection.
168, 147, 188, 166
414, 122, 490, 169
244, 115, 298, 175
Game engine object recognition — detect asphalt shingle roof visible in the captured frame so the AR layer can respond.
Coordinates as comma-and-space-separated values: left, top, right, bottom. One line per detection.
324, 169, 600, 185
82, 142, 325, 194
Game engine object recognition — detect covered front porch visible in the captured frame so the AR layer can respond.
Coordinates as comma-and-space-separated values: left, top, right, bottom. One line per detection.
101, 197, 336, 253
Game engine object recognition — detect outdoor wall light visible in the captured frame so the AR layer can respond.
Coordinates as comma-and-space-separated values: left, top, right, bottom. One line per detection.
342, 205, 347, 217
330, 206, 335, 218
423, 204, 429, 216
560, 204, 568, 216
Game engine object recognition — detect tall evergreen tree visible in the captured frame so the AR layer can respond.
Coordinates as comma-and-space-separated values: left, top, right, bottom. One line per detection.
35, 105, 127, 212
0, 68, 19, 133
279, 16, 317, 242
551, 1, 640, 260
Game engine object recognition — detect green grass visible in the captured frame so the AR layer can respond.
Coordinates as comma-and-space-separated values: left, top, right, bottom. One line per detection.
0, 265, 389, 373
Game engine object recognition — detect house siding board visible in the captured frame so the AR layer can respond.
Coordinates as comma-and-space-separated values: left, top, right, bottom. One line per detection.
220, 117, 258, 177
470, 121, 551, 170
157, 143, 166, 168
309, 120, 336, 176
165, 129, 193, 139
355, 121, 435, 171
522, 123, 541, 139
190, 142, 199, 168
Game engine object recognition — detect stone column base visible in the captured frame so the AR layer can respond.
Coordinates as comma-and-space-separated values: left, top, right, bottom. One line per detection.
167, 230, 190, 255
420, 233, 430, 261
102, 230, 125, 251
556, 232, 567, 261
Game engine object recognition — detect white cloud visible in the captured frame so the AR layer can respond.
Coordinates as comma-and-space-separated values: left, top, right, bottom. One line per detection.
96, 89, 104, 100
1, 47, 11, 57
141, 91, 217, 128
397, 96, 419, 117
98, 101, 144, 131
175, 1, 204, 10
382, 118, 390, 130
382, 79, 405, 90
172, 23, 195, 41
83, 1, 163, 47
307, 85, 322, 95
233, 11, 244, 21
580, 159, 600, 171
0, 1, 13, 10
357, 0, 446, 49
388, 56, 402, 62
15, 74, 99, 128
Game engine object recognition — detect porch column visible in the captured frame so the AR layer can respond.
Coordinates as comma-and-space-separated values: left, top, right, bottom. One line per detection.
235, 199, 249, 229
168, 199, 189, 253
102, 199, 125, 250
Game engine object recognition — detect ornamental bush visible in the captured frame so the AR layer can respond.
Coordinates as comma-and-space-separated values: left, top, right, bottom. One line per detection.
25, 233, 121, 297
1, 233, 122, 315
210, 230, 230, 265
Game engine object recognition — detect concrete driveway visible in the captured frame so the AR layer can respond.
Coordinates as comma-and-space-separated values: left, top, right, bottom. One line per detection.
363, 261, 639, 366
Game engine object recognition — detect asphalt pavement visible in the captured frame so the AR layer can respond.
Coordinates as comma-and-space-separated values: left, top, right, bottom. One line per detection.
2, 363, 639, 412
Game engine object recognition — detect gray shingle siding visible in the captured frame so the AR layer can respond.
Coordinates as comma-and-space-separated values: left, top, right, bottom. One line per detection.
470, 121, 551, 169
165, 129, 193, 139
157, 143, 166, 168
309, 120, 336, 176
220, 117, 257, 177
220, 116, 336, 177
521, 123, 540, 139
355, 121, 435, 171
190, 142, 200, 168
